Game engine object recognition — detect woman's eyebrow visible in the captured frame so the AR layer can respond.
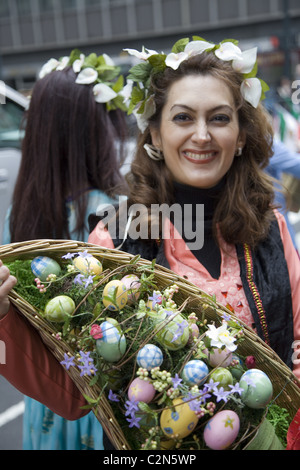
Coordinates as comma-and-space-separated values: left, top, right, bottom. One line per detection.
170, 104, 234, 113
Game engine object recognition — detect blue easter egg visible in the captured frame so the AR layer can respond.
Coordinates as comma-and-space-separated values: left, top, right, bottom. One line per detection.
96, 321, 126, 362
181, 360, 209, 386
137, 344, 163, 370
31, 256, 61, 282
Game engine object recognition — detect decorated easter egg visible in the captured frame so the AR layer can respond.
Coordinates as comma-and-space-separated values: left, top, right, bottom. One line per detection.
160, 398, 199, 439
121, 274, 141, 303
230, 354, 245, 380
96, 320, 126, 362
44, 295, 75, 322
31, 256, 61, 282
208, 347, 233, 368
181, 360, 209, 386
102, 280, 128, 311
239, 369, 273, 409
210, 367, 233, 390
73, 255, 103, 275
137, 344, 164, 370
128, 377, 156, 403
188, 323, 200, 344
203, 410, 240, 450
156, 313, 189, 350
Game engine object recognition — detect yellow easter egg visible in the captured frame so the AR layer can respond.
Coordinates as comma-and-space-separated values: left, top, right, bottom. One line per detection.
73, 255, 103, 275
102, 280, 128, 311
160, 398, 199, 439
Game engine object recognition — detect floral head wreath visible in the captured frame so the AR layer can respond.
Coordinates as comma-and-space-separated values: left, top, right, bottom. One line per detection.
123, 36, 269, 132
38, 49, 128, 112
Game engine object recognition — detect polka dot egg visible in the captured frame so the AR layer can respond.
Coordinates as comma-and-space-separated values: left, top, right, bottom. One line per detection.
137, 344, 163, 370
160, 398, 199, 439
31, 256, 61, 282
181, 360, 209, 386
73, 255, 102, 276
102, 280, 128, 311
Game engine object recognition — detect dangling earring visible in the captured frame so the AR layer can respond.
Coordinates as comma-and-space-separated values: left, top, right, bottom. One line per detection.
235, 147, 243, 157
143, 144, 164, 161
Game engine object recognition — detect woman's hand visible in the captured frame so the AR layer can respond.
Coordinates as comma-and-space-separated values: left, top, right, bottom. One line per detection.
0, 260, 17, 319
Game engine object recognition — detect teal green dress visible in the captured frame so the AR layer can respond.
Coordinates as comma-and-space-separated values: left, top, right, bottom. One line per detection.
2, 190, 116, 450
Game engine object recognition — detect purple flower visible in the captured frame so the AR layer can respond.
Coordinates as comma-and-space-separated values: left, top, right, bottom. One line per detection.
171, 320, 188, 343
148, 292, 162, 308
79, 250, 92, 258
203, 379, 220, 393
74, 273, 84, 285
124, 399, 139, 417
77, 350, 97, 376
60, 353, 75, 370
126, 415, 142, 428
229, 383, 244, 396
213, 387, 231, 403
171, 373, 182, 389
83, 275, 95, 288
108, 390, 119, 402
62, 252, 76, 259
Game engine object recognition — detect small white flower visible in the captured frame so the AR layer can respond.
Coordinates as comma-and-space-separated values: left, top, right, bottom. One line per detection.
56, 56, 70, 71
215, 42, 242, 61
93, 83, 117, 103
133, 94, 156, 133
165, 52, 189, 70
184, 40, 215, 56
232, 47, 257, 74
72, 54, 85, 73
102, 53, 115, 66
38, 58, 59, 79
241, 77, 262, 108
75, 67, 98, 84
124, 46, 158, 60
205, 322, 237, 352
119, 79, 134, 103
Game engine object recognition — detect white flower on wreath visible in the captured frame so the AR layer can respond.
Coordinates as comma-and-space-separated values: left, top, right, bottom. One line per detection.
241, 77, 262, 108
93, 83, 117, 103
75, 67, 98, 85
73, 54, 85, 73
205, 321, 237, 352
38, 58, 59, 79
232, 47, 257, 74
124, 46, 158, 61
215, 42, 242, 61
134, 94, 156, 133
56, 56, 70, 71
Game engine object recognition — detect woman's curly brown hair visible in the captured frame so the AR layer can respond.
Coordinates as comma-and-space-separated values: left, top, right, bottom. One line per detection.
126, 52, 275, 248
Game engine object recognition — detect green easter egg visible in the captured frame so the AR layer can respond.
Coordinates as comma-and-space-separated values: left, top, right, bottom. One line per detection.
210, 367, 233, 390
44, 295, 75, 322
239, 369, 273, 409
155, 313, 189, 350
31, 256, 61, 282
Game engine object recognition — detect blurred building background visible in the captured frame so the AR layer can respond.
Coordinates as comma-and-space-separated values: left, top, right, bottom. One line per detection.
0, 0, 300, 93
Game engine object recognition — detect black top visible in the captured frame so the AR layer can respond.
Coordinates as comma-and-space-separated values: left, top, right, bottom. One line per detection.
172, 180, 224, 279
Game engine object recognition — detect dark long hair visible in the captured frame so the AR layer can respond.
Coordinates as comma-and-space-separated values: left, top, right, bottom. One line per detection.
127, 52, 275, 248
10, 67, 128, 242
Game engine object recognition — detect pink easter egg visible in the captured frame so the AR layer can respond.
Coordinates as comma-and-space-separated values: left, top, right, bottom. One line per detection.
128, 377, 156, 403
204, 410, 240, 450
208, 347, 233, 367
121, 274, 141, 303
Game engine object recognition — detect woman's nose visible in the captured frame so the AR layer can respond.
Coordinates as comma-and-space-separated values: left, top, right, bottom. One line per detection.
191, 122, 211, 143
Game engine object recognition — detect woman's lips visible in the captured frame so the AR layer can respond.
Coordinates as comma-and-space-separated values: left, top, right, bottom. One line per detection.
183, 150, 217, 163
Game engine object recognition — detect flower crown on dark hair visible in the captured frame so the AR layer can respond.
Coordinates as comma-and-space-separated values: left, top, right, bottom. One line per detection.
122, 36, 269, 132
38, 49, 128, 112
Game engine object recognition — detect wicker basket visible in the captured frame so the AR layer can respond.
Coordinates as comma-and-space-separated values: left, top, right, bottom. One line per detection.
1, 239, 300, 450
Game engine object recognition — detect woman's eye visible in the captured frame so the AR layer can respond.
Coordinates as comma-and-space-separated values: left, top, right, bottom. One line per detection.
211, 114, 230, 123
173, 113, 191, 122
